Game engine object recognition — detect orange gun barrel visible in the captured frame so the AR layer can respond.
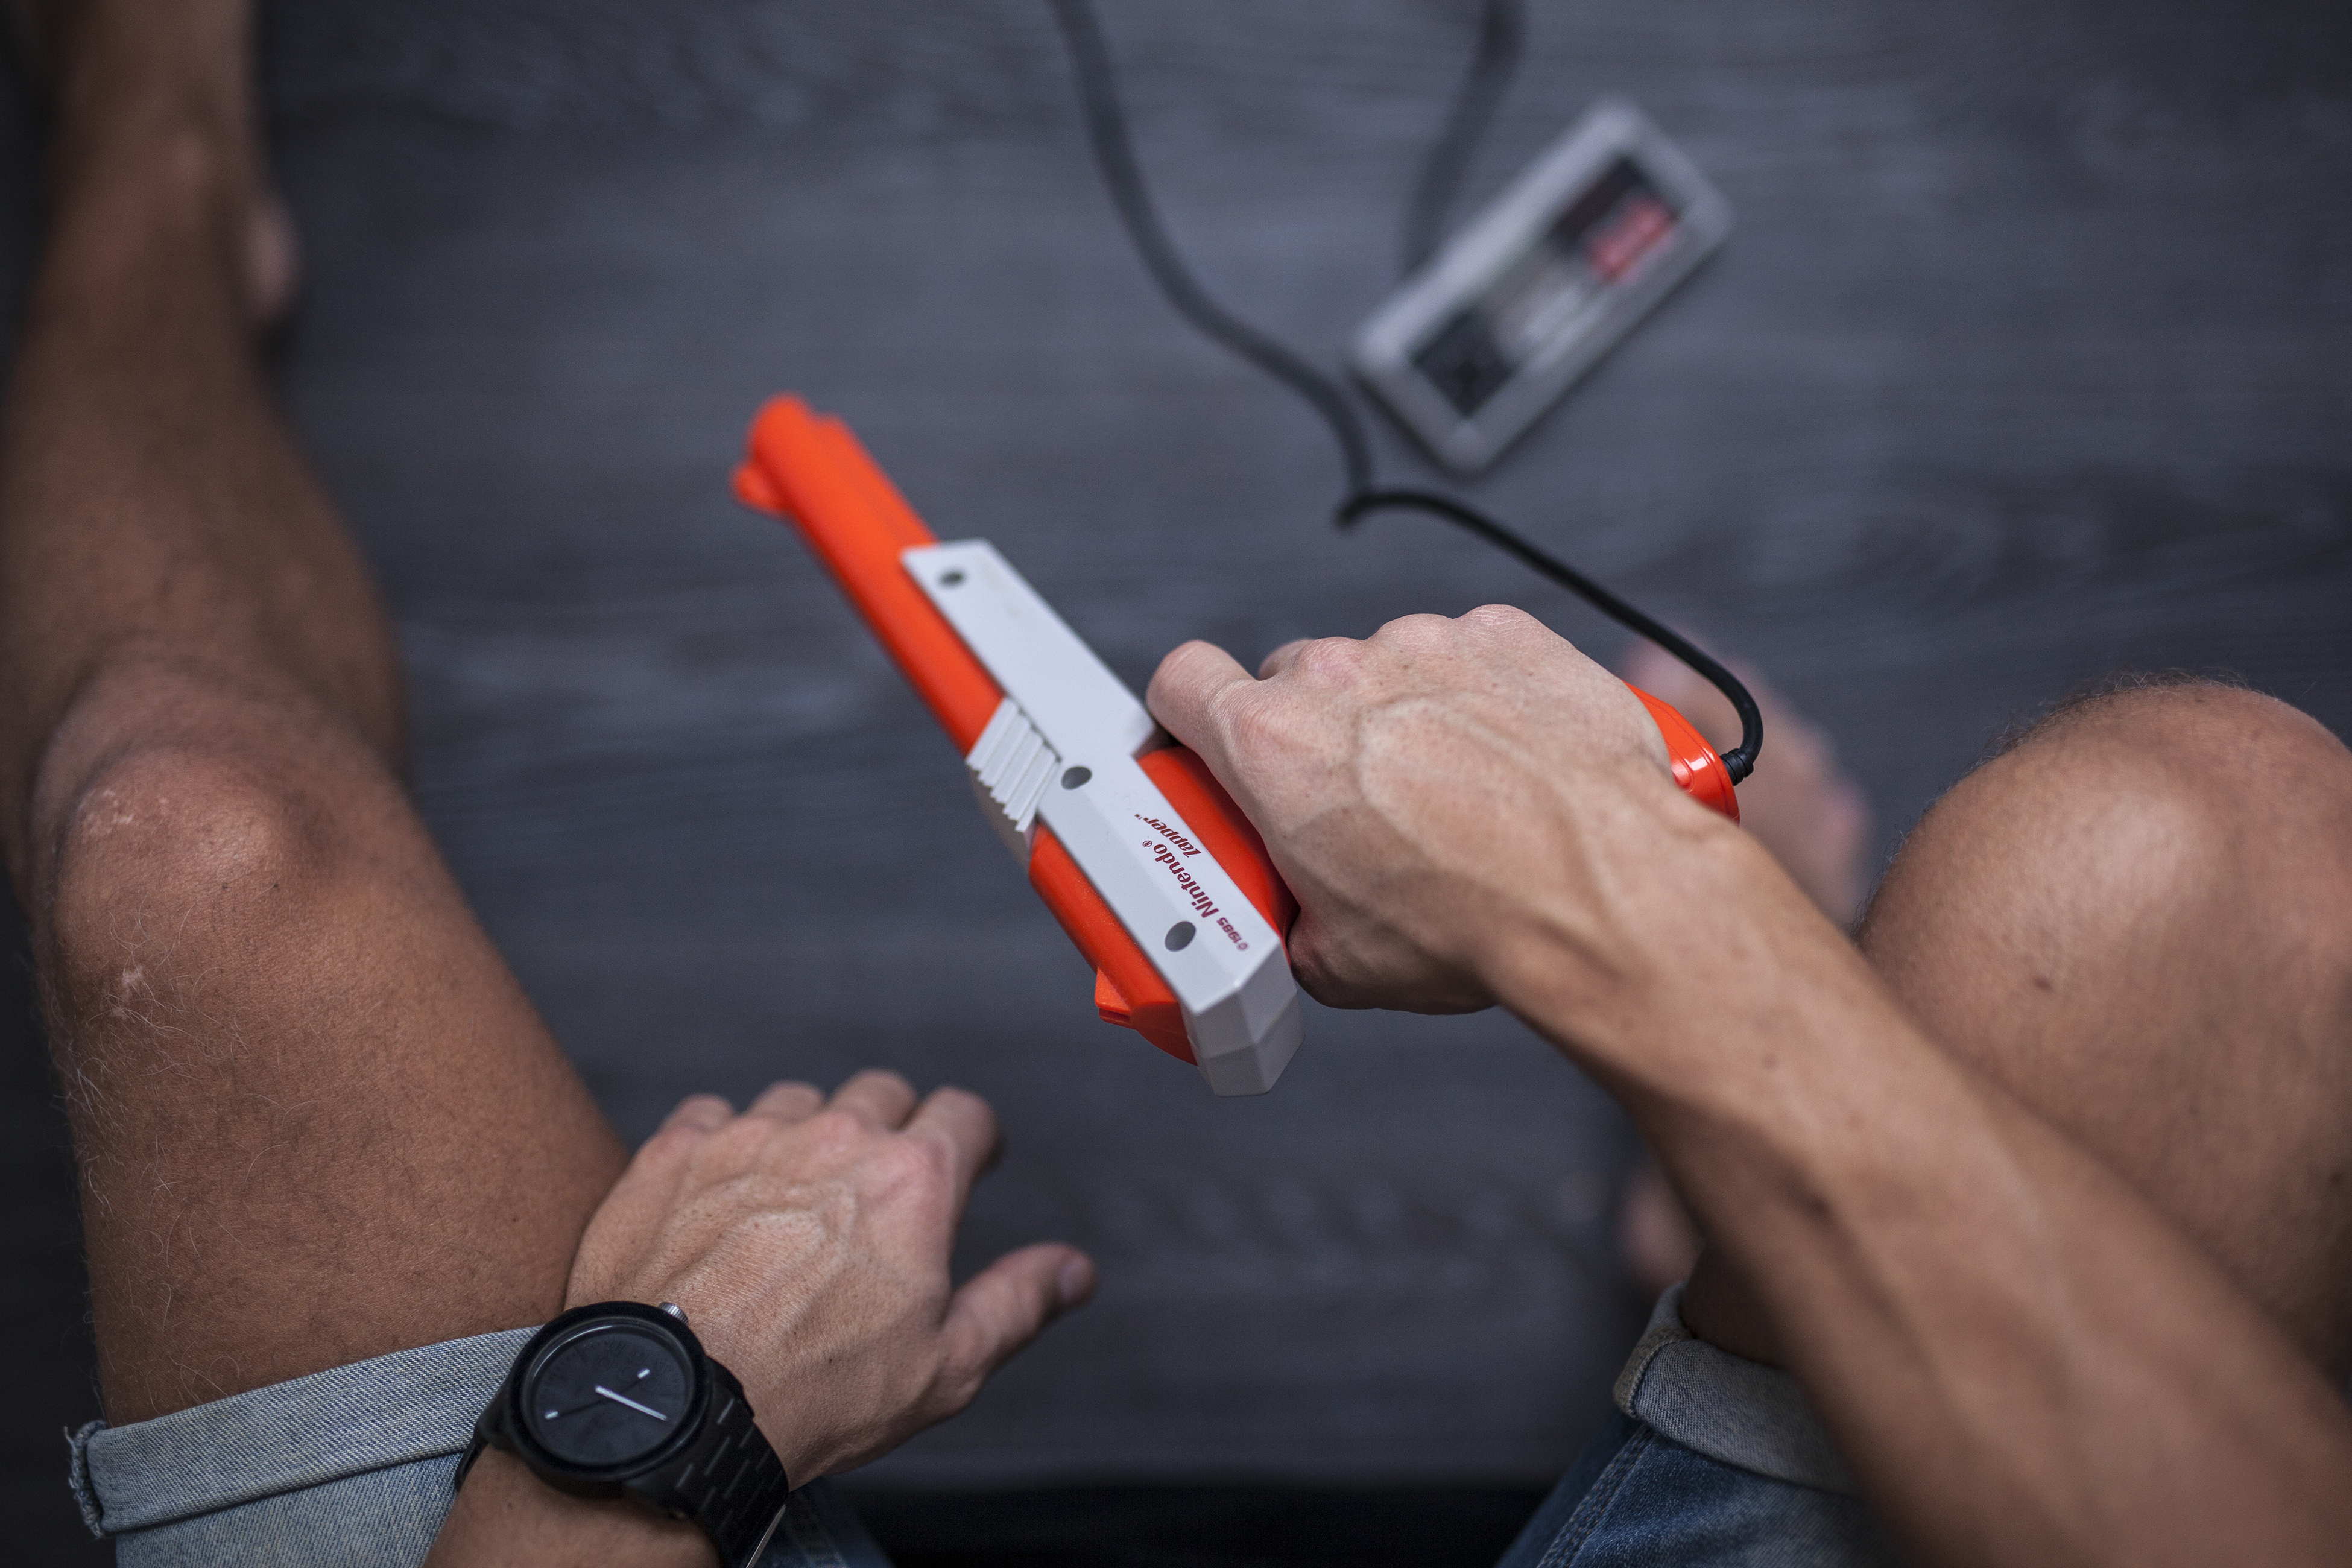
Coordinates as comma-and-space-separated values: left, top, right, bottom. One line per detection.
736, 396, 1297, 1069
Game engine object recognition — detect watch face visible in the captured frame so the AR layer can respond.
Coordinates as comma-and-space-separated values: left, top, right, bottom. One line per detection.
522, 1319, 697, 1471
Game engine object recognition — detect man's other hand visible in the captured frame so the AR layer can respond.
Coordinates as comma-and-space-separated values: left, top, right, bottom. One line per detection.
563, 1072, 1096, 1485
1147, 605, 1698, 1014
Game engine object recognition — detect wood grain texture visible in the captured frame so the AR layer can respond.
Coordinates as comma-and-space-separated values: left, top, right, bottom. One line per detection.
1, 0, 2346, 1552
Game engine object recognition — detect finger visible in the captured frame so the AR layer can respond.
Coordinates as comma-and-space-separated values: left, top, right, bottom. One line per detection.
745, 1080, 824, 1125
1145, 639, 1256, 767
827, 1069, 920, 1130
904, 1087, 1002, 1216
1288, 917, 1496, 1016
936, 1244, 1096, 1411
1256, 639, 1312, 680
660, 1093, 733, 1134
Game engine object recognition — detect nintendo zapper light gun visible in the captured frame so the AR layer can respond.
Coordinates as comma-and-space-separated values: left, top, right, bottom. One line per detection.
734, 396, 1740, 1097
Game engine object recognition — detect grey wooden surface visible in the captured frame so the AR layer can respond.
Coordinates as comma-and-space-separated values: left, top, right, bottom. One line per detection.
4, 0, 2348, 1555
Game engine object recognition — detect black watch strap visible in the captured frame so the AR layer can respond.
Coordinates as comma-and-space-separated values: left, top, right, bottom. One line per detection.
649, 1354, 794, 1567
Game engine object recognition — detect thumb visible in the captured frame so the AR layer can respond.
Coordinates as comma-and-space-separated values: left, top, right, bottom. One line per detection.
936, 1244, 1096, 1410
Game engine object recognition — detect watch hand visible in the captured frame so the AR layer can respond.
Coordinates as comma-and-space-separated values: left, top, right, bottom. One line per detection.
594, 1384, 670, 1421
543, 1367, 656, 1421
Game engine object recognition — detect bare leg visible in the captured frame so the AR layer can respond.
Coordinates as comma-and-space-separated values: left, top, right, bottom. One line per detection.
0, 0, 625, 1424
1686, 678, 2352, 1379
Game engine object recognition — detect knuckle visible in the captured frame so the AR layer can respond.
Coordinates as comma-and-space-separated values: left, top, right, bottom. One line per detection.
699, 1114, 774, 1169
1461, 602, 1537, 636
865, 1136, 944, 1197
645, 1119, 711, 1161
803, 1107, 867, 1152
1201, 675, 1253, 731
1373, 612, 1453, 651
1288, 636, 1364, 685
1255, 639, 1309, 680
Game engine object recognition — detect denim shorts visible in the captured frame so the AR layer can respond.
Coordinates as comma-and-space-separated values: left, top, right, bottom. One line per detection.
1494, 1283, 1897, 1567
67, 1326, 891, 1567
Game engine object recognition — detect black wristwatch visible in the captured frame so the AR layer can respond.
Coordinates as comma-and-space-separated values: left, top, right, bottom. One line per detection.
458, 1300, 792, 1568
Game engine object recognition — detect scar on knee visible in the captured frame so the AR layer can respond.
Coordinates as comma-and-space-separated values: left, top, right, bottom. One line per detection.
75, 786, 149, 835
49, 748, 330, 990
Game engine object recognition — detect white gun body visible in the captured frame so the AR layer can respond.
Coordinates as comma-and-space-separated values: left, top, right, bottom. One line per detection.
906, 541, 1303, 1096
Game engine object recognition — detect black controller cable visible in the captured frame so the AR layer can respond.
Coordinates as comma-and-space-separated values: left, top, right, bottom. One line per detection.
1042, 0, 1760, 785
1400, 0, 1528, 277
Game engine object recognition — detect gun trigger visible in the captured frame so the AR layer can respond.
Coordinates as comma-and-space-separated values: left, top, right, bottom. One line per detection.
1093, 970, 1134, 1029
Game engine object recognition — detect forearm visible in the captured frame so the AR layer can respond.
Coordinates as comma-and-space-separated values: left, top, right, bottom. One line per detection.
1142, 609, 2352, 1560
423, 1450, 716, 1568
1493, 808, 2352, 1566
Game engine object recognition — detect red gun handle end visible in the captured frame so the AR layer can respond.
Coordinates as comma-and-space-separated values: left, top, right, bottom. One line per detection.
1629, 686, 1741, 822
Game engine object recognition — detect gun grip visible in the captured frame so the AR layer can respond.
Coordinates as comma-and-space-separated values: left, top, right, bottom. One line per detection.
1040, 695, 1731, 1060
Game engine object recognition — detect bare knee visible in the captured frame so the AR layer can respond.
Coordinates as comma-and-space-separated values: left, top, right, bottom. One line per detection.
2008, 679, 2352, 837
39, 739, 340, 1057
1866, 681, 2352, 1008
1864, 680, 2352, 1368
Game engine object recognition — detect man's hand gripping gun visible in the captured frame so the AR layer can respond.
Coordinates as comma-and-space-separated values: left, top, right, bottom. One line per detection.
734, 396, 1740, 1096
